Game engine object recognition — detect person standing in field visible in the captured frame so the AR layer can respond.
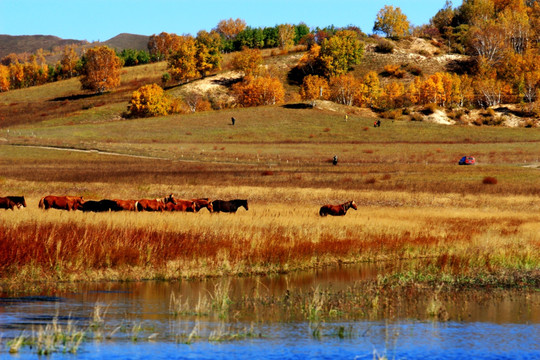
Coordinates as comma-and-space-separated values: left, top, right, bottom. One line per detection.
231, 117, 236, 125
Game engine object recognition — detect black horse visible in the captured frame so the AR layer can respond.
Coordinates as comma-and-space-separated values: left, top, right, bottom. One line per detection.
82, 199, 123, 212
211, 199, 248, 213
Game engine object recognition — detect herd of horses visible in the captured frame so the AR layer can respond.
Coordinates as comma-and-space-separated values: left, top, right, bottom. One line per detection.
1, 195, 357, 216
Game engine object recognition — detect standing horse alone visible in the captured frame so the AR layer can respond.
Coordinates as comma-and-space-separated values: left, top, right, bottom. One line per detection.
211, 199, 248, 213
319, 200, 357, 216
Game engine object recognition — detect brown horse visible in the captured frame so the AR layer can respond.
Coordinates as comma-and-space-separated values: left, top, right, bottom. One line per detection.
5, 196, 26, 209
0, 197, 18, 210
191, 198, 213, 212
39, 195, 85, 211
165, 199, 195, 212
319, 200, 357, 216
112, 199, 139, 211
137, 194, 176, 212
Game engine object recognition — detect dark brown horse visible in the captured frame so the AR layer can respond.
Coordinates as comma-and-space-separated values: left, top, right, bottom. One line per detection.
211, 199, 248, 213
5, 196, 27, 209
319, 200, 357, 216
0, 197, 18, 210
39, 195, 85, 211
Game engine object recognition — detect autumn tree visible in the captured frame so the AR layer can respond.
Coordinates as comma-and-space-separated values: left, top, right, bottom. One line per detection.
232, 75, 285, 107
195, 30, 222, 77
231, 48, 263, 76
215, 18, 247, 40
318, 30, 364, 77
329, 74, 362, 106
277, 24, 296, 52
361, 71, 382, 107
167, 35, 198, 83
300, 75, 329, 103
128, 83, 171, 117
0, 65, 10, 91
373, 5, 411, 38
80, 46, 122, 93
60, 45, 80, 79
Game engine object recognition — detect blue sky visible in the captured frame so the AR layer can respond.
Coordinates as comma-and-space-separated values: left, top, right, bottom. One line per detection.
1, 0, 462, 42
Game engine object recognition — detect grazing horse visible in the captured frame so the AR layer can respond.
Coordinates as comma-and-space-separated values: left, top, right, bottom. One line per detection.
211, 199, 248, 213
113, 199, 139, 211
0, 197, 18, 210
319, 200, 357, 217
137, 194, 176, 212
191, 198, 213, 212
165, 199, 195, 212
39, 195, 85, 211
5, 196, 27, 208
82, 199, 123, 212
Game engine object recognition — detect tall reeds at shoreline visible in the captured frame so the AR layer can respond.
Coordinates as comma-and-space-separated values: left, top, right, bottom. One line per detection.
1, 189, 538, 293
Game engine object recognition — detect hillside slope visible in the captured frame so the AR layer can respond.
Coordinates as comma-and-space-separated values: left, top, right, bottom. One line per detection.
0, 34, 87, 58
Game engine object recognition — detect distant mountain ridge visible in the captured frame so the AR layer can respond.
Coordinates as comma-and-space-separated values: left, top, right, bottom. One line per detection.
0, 33, 150, 59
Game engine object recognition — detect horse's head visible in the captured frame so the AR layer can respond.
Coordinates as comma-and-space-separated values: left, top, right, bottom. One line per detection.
241, 199, 248, 210
350, 201, 357, 210
164, 194, 176, 204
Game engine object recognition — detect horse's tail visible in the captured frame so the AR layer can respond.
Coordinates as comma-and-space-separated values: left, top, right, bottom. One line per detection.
319, 207, 327, 217
38, 197, 45, 209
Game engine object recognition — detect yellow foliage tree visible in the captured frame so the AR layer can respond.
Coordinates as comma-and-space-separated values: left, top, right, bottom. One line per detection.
362, 71, 382, 107
60, 45, 80, 79
231, 48, 263, 76
8, 63, 24, 89
195, 30, 222, 77
167, 35, 198, 83
318, 30, 364, 77
80, 46, 122, 94
232, 75, 285, 107
373, 5, 411, 38
128, 83, 171, 117
300, 75, 329, 102
277, 24, 296, 52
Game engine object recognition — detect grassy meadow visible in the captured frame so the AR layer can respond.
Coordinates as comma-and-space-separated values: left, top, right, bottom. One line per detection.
0, 60, 539, 294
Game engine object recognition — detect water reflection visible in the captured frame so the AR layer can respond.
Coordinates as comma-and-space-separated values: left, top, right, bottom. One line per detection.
0, 264, 538, 359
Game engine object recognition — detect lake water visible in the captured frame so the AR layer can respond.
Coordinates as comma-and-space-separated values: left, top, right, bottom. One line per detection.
1, 264, 539, 359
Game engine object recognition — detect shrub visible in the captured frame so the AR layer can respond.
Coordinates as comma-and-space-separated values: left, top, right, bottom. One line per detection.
422, 103, 438, 115
482, 177, 498, 185
382, 64, 406, 78
375, 39, 395, 53
410, 113, 424, 121
128, 84, 171, 118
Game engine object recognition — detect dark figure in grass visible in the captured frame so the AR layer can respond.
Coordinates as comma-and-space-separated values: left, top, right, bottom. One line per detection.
332, 155, 338, 166
231, 117, 235, 125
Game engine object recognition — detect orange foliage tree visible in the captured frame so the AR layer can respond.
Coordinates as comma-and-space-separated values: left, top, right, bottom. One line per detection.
232, 75, 285, 107
329, 74, 362, 106
215, 18, 247, 40
0, 65, 9, 91
80, 46, 122, 93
